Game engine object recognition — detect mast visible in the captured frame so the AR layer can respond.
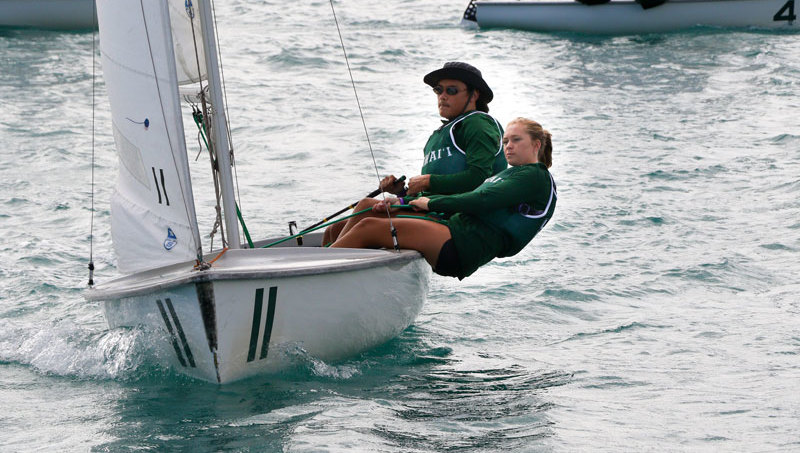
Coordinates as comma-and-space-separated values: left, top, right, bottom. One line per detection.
196, 0, 241, 249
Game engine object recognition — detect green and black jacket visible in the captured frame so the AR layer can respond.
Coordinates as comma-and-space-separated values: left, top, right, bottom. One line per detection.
427, 163, 557, 279
420, 110, 506, 195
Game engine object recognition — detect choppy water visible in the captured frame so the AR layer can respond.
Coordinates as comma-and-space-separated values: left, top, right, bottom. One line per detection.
2, 0, 799, 451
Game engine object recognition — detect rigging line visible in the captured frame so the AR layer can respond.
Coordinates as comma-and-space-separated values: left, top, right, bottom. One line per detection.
88, 0, 97, 287
186, 1, 227, 248
195, 108, 228, 248
191, 113, 253, 248
328, 0, 399, 249
139, 0, 202, 259
186, 3, 206, 102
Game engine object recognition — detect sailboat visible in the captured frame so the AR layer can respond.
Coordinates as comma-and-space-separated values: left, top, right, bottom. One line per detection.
461, 0, 798, 34
85, 0, 430, 384
0, 0, 95, 30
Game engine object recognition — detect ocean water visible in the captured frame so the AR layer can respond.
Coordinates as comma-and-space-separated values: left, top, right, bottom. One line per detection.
1, 0, 799, 451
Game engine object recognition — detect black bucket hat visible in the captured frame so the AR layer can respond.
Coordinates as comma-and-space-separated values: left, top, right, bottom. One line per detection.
423, 61, 494, 106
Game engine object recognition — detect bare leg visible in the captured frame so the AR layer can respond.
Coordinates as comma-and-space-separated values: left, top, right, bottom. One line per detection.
323, 221, 345, 245
324, 197, 398, 244
338, 198, 383, 238
323, 198, 380, 244
331, 217, 452, 268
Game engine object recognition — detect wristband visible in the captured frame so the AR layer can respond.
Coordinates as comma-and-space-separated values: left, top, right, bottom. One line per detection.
398, 197, 404, 205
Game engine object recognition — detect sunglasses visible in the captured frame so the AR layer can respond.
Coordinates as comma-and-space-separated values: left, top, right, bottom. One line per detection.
432, 85, 465, 96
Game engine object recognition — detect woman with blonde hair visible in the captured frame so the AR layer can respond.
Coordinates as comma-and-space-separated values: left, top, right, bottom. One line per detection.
331, 118, 557, 280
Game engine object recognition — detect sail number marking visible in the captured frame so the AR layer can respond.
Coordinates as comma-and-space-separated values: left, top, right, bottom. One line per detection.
151, 167, 170, 206
774, 0, 796, 23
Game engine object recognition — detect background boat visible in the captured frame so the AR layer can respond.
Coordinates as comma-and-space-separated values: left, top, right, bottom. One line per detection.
462, 0, 799, 34
0, 0, 96, 30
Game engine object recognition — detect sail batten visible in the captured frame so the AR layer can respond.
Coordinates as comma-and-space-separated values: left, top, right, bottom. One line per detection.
97, 0, 203, 274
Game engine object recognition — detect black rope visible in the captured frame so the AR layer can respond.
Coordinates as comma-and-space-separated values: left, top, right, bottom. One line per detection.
328, 0, 399, 250
88, 0, 97, 287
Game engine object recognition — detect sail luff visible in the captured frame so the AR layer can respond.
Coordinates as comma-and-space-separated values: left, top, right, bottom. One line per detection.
196, 0, 241, 249
159, 0, 204, 263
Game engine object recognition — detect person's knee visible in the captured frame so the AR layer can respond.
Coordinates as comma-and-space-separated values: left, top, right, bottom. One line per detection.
336, 217, 385, 247
351, 217, 383, 232
353, 198, 378, 211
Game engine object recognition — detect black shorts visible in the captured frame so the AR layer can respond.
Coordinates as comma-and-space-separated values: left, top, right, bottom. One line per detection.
433, 239, 462, 278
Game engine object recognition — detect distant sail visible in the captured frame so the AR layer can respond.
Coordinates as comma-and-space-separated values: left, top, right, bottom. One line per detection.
97, 0, 202, 274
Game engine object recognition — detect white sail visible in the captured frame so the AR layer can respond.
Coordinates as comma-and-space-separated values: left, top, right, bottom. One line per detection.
168, 0, 207, 85
97, 0, 203, 274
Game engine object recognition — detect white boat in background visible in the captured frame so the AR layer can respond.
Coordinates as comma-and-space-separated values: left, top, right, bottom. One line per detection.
0, 0, 95, 30
85, 0, 430, 384
462, 0, 798, 34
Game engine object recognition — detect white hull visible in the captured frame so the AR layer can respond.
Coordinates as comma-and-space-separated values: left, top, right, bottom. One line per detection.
0, 0, 95, 30
88, 242, 430, 383
466, 0, 798, 34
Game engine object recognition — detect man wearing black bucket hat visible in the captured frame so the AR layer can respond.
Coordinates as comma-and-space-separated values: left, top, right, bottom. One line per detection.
324, 61, 506, 244
409, 61, 506, 195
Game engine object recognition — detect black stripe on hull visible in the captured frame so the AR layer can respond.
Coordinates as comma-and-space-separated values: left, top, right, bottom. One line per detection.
247, 288, 264, 362
247, 286, 278, 363
156, 299, 186, 367
165, 298, 195, 368
259, 287, 278, 360
156, 299, 196, 368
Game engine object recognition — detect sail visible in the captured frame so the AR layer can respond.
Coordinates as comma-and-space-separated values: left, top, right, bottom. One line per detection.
168, 0, 207, 85
97, 0, 203, 274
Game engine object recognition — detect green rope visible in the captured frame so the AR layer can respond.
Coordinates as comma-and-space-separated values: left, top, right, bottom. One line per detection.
192, 112, 253, 247
260, 207, 375, 248
236, 203, 254, 248
192, 111, 210, 149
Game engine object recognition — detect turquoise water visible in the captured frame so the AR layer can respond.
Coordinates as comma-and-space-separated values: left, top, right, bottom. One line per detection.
2, 0, 800, 451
